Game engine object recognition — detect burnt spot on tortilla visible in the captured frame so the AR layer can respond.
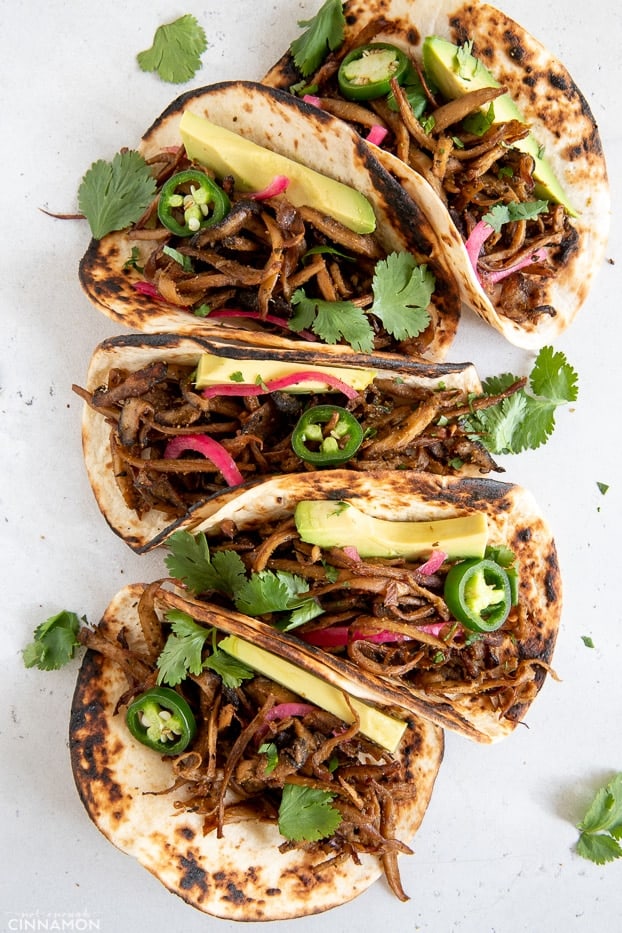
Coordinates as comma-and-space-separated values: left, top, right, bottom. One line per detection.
179, 853, 210, 893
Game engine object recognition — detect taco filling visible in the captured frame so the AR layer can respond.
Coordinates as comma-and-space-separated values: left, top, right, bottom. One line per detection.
73, 336, 520, 529
155, 471, 561, 743
262, 0, 608, 347
70, 583, 443, 918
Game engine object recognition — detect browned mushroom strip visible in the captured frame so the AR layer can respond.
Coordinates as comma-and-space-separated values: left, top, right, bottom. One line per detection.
429, 85, 507, 134
297, 205, 383, 258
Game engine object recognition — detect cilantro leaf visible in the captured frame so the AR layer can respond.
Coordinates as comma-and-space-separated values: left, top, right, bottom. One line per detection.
203, 648, 255, 689
466, 346, 578, 454
137, 15, 207, 84
290, 0, 345, 77
156, 610, 210, 686
581, 635, 595, 648
530, 345, 578, 405
23, 610, 84, 671
576, 832, 622, 865
290, 289, 375, 352
259, 742, 279, 775
234, 570, 310, 617
575, 773, 622, 864
483, 200, 549, 233
370, 252, 433, 340
78, 150, 157, 240
278, 783, 342, 842
165, 531, 246, 597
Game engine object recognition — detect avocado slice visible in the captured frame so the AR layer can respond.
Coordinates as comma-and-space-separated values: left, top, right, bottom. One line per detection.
294, 500, 488, 559
179, 111, 377, 234
422, 36, 577, 216
195, 353, 377, 393
218, 635, 407, 752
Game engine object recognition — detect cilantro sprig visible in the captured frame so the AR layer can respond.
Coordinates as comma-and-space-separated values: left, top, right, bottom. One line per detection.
165, 531, 322, 629
278, 783, 342, 842
575, 773, 622, 864
466, 345, 578, 454
156, 609, 254, 688
290, 0, 345, 77
290, 250, 433, 351
137, 15, 207, 84
23, 611, 84, 671
78, 150, 157, 240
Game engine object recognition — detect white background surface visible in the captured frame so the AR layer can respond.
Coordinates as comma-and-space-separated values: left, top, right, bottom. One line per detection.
2, 1, 621, 930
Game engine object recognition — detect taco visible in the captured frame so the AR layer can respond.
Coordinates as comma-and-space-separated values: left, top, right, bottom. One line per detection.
263, 0, 609, 348
72, 331, 518, 552
78, 80, 464, 361
152, 470, 561, 744
70, 582, 443, 919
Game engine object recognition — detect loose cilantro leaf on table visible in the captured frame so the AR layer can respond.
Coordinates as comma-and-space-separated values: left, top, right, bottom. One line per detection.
290, 0, 345, 77
23, 610, 84, 670
371, 252, 433, 341
137, 14, 207, 83
575, 773, 622, 864
78, 150, 157, 240
278, 783, 342, 841
466, 346, 578, 454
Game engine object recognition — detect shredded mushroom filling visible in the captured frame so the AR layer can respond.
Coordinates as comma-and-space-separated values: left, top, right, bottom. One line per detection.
72, 362, 524, 520
80, 614, 417, 902
196, 517, 553, 722
127, 150, 442, 354
294, 23, 578, 324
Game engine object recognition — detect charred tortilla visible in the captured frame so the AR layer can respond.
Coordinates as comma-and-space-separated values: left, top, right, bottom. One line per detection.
69, 583, 443, 920
73, 331, 511, 552
263, 0, 609, 348
79, 80, 463, 361
158, 470, 562, 743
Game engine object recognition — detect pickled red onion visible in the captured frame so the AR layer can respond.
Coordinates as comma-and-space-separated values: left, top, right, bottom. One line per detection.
248, 175, 290, 200
366, 125, 388, 146
163, 434, 244, 486
418, 550, 448, 575
201, 370, 360, 400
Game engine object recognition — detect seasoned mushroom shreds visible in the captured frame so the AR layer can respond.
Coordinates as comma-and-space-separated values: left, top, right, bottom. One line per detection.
79, 608, 418, 902
266, 21, 578, 327
127, 151, 439, 356
184, 516, 553, 727
72, 360, 509, 521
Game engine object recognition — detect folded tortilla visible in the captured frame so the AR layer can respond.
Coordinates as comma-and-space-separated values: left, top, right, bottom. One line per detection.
69, 583, 444, 920
263, 0, 610, 348
79, 80, 463, 361
74, 331, 496, 552
157, 470, 562, 743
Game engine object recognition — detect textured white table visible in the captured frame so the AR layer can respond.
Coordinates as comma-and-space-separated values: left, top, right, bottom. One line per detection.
2, 1, 621, 930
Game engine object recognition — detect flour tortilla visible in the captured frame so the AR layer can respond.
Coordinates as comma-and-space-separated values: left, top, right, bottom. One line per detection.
165, 470, 562, 743
79, 80, 463, 361
69, 583, 444, 920
263, 0, 610, 348
76, 331, 484, 552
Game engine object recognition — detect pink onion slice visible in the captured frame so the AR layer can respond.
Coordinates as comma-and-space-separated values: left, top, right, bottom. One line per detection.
202, 369, 360, 400
418, 550, 448, 575
366, 125, 388, 146
248, 175, 290, 200
302, 94, 323, 108
300, 626, 412, 648
486, 247, 550, 285
205, 308, 317, 341
163, 433, 244, 486
264, 702, 317, 722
